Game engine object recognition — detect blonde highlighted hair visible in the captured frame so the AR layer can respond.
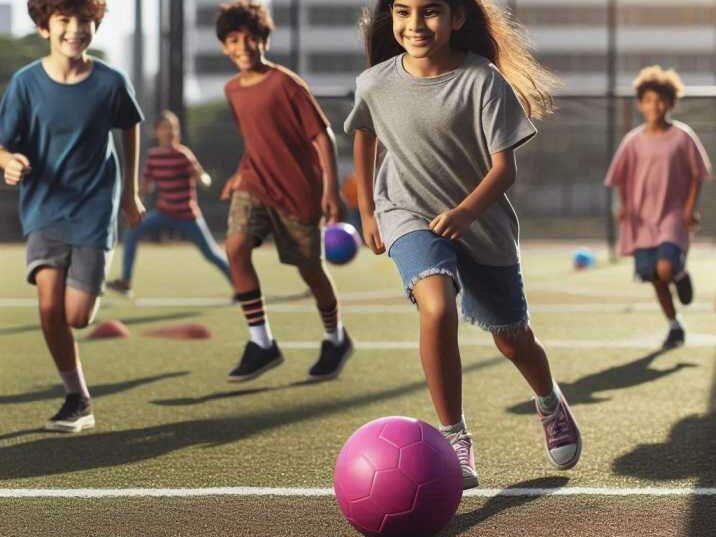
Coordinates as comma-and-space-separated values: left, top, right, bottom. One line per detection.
361, 0, 559, 118
633, 65, 685, 104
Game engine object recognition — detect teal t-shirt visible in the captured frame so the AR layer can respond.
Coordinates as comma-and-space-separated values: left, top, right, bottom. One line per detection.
0, 58, 144, 250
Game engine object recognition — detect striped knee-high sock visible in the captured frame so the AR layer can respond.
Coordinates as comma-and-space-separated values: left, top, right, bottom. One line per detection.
234, 289, 273, 348
319, 300, 344, 345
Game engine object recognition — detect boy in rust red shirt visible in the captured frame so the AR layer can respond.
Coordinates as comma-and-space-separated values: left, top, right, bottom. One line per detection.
217, 1, 353, 381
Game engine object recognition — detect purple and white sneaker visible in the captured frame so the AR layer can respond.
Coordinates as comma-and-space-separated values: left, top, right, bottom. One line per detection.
536, 384, 582, 470
443, 429, 479, 490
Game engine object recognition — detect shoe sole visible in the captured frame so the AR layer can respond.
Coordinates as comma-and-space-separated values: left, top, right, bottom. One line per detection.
307, 342, 354, 381
44, 414, 95, 433
462, 474, 480, 490
227, 356, 285, 382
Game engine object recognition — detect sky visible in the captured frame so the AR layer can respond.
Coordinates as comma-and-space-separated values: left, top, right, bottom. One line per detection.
7, 0, 159, 74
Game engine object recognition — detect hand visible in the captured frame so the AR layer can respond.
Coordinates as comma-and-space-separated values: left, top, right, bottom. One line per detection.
221, 172, 242, 200
322, 190, 343, 225
4, 153, 32, 185
683, 207, 700, 231
360, 212, 385, 255
121, 194, 145, 228
429, 207, 474, 240
618, 206, 629, 222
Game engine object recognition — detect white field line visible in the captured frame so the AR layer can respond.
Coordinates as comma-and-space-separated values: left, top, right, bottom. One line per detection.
0, 297, 712, 314
1, 486, 715, 499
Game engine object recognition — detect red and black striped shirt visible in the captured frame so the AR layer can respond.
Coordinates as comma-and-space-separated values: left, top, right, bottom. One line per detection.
143, 144, 202, 220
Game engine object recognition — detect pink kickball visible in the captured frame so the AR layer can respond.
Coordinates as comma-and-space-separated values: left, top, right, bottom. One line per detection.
334, 416, 462, 537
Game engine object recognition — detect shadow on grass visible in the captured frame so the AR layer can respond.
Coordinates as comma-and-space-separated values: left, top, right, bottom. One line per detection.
0, 312, 200, 337
0, 371, 190, 405
152, 379, 328, 406
507, 348, 696, 414
0, 358, 503, 480
612, 354, 715, 537
441, 476, 570, 536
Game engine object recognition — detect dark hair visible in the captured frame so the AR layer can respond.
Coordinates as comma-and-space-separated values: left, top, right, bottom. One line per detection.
216, 1, 274, 43
633, 65, 684, 105
361, 0, 557, 118
28, 0, 107, 29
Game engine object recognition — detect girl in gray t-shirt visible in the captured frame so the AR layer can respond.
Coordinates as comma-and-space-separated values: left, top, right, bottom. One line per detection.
344, 0, 582, 488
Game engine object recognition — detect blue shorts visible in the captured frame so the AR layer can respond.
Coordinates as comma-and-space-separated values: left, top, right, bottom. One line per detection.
388, 230, 529, 333
633, 242, 685, 282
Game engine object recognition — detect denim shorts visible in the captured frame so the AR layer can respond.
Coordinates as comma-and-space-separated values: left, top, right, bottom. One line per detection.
388, 230, 529, 333
26, 230, 112, 295
633, 242, 685, 282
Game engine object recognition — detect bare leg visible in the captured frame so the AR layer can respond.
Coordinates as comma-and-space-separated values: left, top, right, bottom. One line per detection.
411, 275, 462, 427
226, 232, 260, 293
35, 268, 79, 372
653, 259, 676, 320
297, 262, 339, 311
493, 326, 553, 397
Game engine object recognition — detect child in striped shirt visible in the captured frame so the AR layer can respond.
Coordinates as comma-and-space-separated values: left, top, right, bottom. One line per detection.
108, 111, 232, 296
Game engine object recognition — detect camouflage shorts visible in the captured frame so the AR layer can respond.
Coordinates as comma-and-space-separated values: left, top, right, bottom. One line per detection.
227, 190, 322, 266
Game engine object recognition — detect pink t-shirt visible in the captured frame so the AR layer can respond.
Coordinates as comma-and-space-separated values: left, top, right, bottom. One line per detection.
604, 121, 711, 255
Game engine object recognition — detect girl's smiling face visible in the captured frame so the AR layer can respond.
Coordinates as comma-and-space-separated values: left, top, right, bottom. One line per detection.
637, 89, 672, 126
391, 0, 465, 61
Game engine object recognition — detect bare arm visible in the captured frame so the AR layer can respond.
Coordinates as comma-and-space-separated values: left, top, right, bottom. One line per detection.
353, 129, 384, 254
312, 127, 342, 223
120, 125, 145, 227
430, 150, 516, 240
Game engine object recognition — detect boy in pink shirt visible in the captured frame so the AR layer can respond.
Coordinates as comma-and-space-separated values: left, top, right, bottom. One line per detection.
605, 66, 711, 349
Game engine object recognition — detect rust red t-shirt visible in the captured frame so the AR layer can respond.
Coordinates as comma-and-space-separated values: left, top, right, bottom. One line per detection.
224, 66, 329, 223
143, 144, 202, 220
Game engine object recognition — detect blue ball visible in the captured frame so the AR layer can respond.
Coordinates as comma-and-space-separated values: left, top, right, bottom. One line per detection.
324, 223, 361, 265
573, 248, 595, 269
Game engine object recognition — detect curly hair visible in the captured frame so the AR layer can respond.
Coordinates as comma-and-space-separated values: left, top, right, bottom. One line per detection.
361, 0, 559, 119
633, 65, 685, 105
216, 1, 274, 43
27, 0, 107, 29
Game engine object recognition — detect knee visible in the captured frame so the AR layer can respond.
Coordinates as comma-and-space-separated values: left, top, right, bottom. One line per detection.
66, 310, 91, 329
494, 327, 536, 361
419, 298, 457, 327
226, 235, 252, 261
39, 301, 65, 327
655, 260, 673, 283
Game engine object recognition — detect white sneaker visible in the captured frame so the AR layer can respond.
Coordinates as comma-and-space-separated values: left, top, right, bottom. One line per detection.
443, 428, 479, 489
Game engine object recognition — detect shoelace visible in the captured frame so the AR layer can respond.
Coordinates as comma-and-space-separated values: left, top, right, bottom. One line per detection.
542, 405, 571, 445
449, 430, 473, 466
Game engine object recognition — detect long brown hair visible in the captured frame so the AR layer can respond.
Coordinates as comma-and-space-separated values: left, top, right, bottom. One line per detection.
361, 0, 558, 118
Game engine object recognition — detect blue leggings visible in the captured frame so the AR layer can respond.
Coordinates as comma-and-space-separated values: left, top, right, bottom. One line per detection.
122, 210, 232, 283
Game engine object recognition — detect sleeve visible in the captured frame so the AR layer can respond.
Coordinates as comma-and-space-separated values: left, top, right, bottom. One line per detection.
0, 75, 28, 151
289, 84, 330, 141
344, 82, 375, 136
180, 145, 203, 177
604, 136, 633, 187
111, 70, 145, 129
480, 71, 537, 154
685, 131, 712, 182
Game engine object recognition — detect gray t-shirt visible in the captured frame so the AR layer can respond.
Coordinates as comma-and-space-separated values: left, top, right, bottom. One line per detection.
344, 52, 536, 266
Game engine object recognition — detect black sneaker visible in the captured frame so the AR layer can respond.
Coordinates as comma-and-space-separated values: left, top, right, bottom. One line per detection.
106, 278, 133, 298
662, 327, 685, 349
45, 393, 95, 433
227, 341, 284, 382
674, 272, 693, 305
308, 329, 354, 380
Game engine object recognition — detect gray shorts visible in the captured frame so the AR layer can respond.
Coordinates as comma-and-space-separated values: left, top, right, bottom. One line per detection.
26, 230, 113, 295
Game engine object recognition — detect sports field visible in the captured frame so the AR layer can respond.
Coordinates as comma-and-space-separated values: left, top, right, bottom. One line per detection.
0, 240, 714, 536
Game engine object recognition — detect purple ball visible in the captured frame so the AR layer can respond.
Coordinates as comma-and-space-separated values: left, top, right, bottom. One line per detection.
334, 416, 462, 537
324, 223, 361, 265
